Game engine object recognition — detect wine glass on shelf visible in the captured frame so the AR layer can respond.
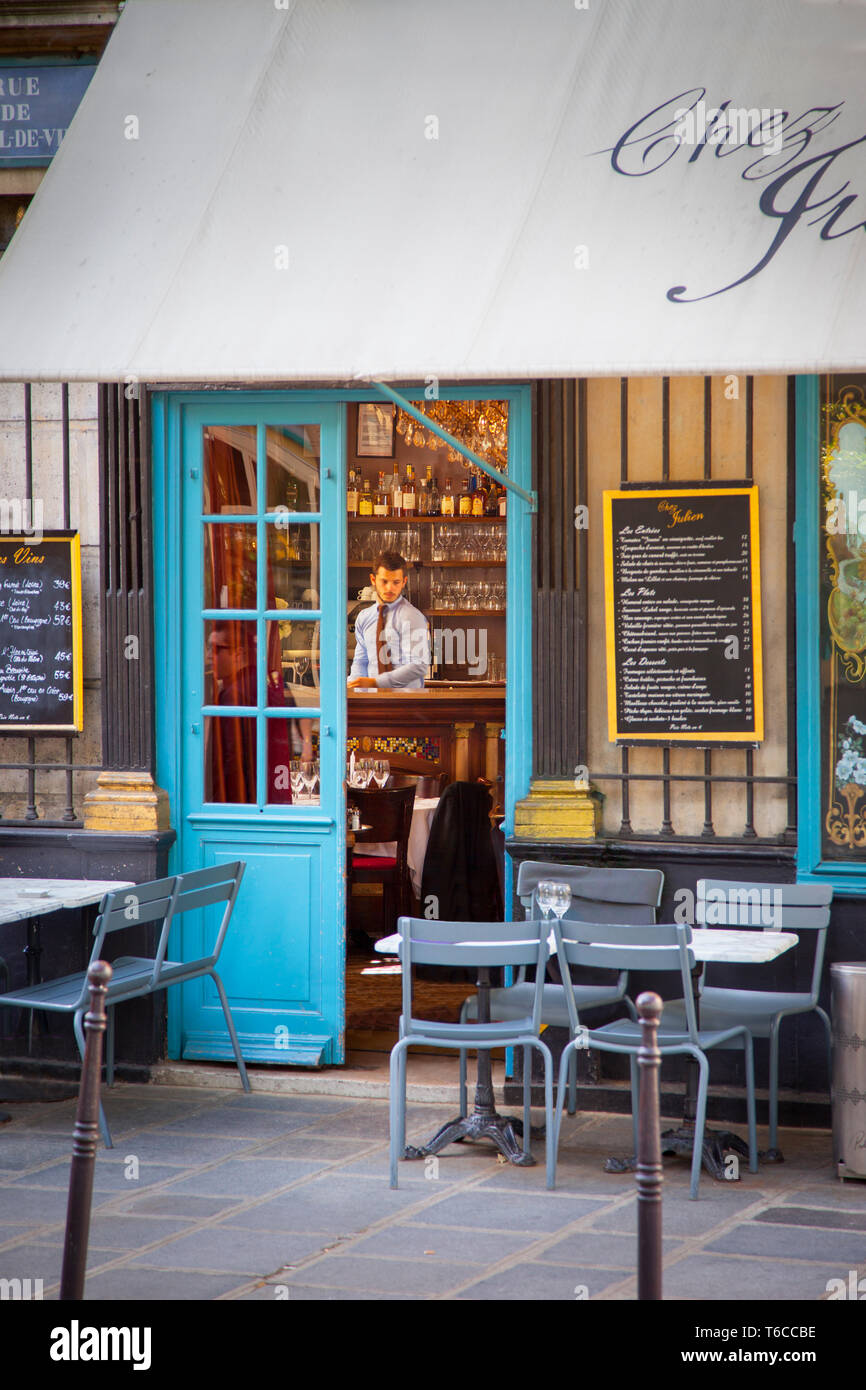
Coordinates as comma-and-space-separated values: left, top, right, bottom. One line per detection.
372, 759, 390, 788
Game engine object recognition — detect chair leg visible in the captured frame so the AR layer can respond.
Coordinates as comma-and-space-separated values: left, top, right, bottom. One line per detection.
74, 1008, 112, 1149
531, 1036, 555, 1189
209, 971, 251, 1093
743, 1034, 758, 1173
554, 1041, 574, 1163
105, 1007, 115, 1088
389, 1039, 409, 1188
816, 1006, 833, 1088
629, 1054, 639, 1157
567, 1048, 577, 1115
523, 1045, 532, 1157
689, 1051, 710, 1200
768, 1018, 781, 1152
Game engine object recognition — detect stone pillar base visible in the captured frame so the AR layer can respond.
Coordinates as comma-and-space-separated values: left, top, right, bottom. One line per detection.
513, 778, 603, 841
83, 771, 171, 833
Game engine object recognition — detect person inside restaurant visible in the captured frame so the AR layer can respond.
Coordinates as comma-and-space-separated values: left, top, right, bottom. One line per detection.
347, 549, 430, 691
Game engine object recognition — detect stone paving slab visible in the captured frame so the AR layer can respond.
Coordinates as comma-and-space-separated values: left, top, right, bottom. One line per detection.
0, 1085, 861, 1305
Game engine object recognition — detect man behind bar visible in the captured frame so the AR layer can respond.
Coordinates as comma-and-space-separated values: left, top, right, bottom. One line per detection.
347, 549, 429, 691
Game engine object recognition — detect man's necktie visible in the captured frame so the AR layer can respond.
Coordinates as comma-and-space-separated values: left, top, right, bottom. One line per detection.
376, 604, 393, 673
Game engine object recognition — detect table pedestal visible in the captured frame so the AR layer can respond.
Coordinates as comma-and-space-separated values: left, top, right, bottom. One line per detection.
402, 967, 536, 1168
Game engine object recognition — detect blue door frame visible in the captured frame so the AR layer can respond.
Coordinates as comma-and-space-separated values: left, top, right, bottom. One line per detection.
152, 385, 533, 1065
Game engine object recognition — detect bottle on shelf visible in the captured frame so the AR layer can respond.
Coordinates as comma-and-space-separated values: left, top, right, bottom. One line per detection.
498, 485, 507, 518
459, 475, 472, 516
390, 467, 403, 517
418, 466, 431, 517
403, 465, 416, 516
472, 471, 487, 517
428, 467, 440, 516
359, 477, 373, 517
441, 477, 455, 516
347, 468, 359, 517
374, 472, 389, 517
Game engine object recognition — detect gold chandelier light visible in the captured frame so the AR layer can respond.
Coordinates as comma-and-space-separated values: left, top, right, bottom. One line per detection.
396, 400, 509, 472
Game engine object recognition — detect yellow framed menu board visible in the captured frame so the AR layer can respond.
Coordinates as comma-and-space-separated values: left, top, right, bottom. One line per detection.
603, 487, 763, 745
0, 531, 84, 733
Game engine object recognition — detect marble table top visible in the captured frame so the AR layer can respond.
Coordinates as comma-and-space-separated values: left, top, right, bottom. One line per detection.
0, 878, 136, 926
375, 926, 799, 964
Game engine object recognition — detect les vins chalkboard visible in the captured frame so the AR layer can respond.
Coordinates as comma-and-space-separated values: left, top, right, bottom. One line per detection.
603, 488, 763, 745
0, 532, 83, 733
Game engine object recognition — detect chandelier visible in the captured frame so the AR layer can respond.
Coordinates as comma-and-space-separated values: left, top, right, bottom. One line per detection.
396, 400, 509, 472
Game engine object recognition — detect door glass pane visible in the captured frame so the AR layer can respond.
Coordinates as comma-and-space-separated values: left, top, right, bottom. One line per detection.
204, 716, 257, 803
268, 522, 319, 609
204, 523, 257, 610
203, 425, 257, 514
266, 424, 320, 513
267, 717, 321, 805
204, 619, 257, 707
269, 618, 320, 706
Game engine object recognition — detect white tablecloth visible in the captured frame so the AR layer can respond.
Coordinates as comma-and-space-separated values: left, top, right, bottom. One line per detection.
354, 797, 439, 897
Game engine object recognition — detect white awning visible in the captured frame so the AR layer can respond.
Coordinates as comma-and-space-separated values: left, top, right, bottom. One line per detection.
0, 0, 864, 382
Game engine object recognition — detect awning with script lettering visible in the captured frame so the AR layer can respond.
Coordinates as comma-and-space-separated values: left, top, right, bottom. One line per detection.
0, 0, 863, 381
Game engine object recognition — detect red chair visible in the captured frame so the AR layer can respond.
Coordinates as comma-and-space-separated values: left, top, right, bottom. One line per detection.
350, 785, 416, 934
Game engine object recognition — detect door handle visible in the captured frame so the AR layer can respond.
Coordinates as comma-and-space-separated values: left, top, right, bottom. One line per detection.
322, 725, 332, 737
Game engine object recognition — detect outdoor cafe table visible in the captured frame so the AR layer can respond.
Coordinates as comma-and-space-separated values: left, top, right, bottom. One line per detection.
0, 877, 135, 1054
376, 925, 799, 1174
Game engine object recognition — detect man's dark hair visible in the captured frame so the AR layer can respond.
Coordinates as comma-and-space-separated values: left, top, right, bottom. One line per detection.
372, 550, 407, 574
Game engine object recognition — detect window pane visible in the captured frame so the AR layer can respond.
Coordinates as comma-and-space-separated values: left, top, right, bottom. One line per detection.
820, 374, 866, 858
204, 716, 256, 804
204, 619, 257, 707
203, 425, 257, 514
266, 424, 320, 513
267, 717, 321, 806
269, 618, 320, 705
204, 523, 257, 610
268, 522, 319, 609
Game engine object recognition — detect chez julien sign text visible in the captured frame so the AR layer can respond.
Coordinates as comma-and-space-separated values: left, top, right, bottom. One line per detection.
601, 88, 865, 301
603, 487, 764, 745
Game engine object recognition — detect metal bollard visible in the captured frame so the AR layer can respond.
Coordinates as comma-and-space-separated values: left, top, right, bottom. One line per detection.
60, 960, 112, 1301
636, 991, 663, 1301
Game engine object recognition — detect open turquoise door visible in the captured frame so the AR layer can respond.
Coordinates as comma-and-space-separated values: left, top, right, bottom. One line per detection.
153, 394, 346, 1066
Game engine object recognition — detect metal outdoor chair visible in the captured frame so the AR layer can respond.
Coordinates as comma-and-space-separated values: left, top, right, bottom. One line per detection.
672, 879, 833, 1155
389, 916, 555, 1189
460, 863, 664, 1114
0, 862, 250, 1147
553, 920, 758, 1199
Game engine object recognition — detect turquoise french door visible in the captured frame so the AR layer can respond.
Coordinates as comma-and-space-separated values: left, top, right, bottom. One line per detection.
153, 394, 346, 1066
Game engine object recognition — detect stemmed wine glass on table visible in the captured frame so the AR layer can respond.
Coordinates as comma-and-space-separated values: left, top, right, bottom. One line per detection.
372, 759, 390, 789
536, 880, 573, 950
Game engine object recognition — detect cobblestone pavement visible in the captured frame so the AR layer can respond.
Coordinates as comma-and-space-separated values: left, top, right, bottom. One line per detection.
1, 1083, 864, 1302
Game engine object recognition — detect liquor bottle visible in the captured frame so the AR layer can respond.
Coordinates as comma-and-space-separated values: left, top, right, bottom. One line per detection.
441, 478, 455, 516
359, 478, 373, 516
428, 469, 440, 516
418, 466, 431, 516
390, 467, 403, 517
472, 472, 487, 517
498, 485, 507, 518
374, 471, 389, 517
347, 468, 359, 517
459, 475, 472, 516
403, 465, 416, 516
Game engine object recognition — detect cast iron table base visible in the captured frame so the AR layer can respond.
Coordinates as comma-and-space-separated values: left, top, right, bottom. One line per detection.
403, 965, 538, 1168
604, 1123, 753, 1181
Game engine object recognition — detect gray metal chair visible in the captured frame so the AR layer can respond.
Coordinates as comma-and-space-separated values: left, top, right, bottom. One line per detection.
553, 920, 758, 1199
460, 863, 664, 1113
389, 916, 555, 1188
671, 879, 833, 1155
0, 862, 250, 1147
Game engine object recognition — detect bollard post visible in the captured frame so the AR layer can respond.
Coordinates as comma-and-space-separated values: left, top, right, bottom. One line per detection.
60, 960, 112, 1301
636, 990, 663, 1301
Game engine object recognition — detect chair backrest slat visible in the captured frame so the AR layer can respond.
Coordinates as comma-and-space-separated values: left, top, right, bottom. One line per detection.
697, 879, 830, 930
517, 863, 663, 921
556, 920, 698, 1036
398, 916, 550, 1034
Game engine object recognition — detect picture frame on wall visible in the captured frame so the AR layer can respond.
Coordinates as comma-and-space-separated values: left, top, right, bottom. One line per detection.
356, 403, 395, 458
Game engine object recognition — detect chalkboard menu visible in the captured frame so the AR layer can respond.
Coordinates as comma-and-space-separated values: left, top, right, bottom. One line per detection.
603, 488, 763, 744
0, 532, 83, 733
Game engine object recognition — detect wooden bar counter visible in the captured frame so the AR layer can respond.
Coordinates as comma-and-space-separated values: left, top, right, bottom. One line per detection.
348, 686, 505, 805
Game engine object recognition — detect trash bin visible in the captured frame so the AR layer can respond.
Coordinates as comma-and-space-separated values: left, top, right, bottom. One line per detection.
831, 962, 866, 1181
